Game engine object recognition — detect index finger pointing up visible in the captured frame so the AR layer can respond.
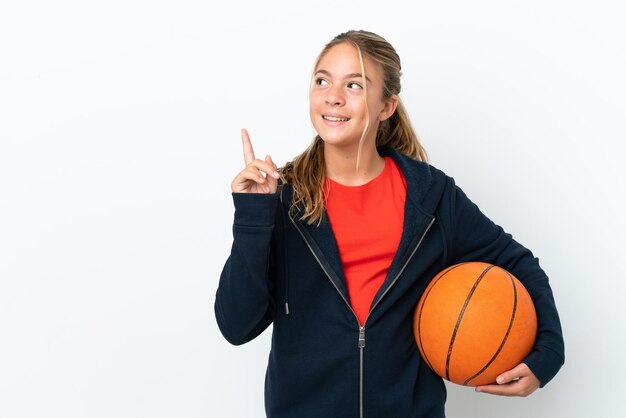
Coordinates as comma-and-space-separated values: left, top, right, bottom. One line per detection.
241, 128, 256, 165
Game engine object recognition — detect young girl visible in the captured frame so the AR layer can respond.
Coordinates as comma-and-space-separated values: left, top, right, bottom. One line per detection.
215, 30, 564, 418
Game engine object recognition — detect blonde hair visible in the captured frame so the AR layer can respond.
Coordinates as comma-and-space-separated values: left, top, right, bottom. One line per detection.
281, 30, 428, 225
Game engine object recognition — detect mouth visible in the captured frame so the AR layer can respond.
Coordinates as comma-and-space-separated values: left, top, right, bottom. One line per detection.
322, 115, 350, 122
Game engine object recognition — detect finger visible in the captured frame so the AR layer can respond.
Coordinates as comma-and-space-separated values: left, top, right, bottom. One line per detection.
475, 381, 519, 397
265, 155, 278, 193
231, 170, 266, 192
243, 165, 268, 183
241, 128, 256, 165
267, 154, 278, 172
475, 376, 538, 397
267, 155, 280, 179
495, 363, 529, 384
247, 158, 280, 180
475, 363, 539, 397
244, 157, 280, 179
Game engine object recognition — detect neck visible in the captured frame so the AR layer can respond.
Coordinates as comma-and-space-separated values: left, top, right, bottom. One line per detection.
324, 142, 385, 186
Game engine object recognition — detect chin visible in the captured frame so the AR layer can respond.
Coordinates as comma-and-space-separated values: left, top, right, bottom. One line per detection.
319, 134, 360, 148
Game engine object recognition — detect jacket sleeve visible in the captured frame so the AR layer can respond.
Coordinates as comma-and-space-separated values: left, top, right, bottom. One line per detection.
445, 177, 565, 387
214, 192, 279, 346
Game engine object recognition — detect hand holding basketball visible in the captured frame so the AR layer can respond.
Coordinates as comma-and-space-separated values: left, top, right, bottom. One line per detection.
475, 362, 540, 397
231, 128, 280, 194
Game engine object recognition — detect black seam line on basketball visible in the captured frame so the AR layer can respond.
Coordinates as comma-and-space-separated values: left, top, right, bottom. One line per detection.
463, 268, 518, 386
445, 264, 494, 382
417, 262, 469, 374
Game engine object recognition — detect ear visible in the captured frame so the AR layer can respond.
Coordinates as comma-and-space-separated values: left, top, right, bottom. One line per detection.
378, 94, 399, 122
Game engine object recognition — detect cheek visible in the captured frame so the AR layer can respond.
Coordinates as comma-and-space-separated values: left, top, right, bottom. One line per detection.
311, 89, 326, 105
309, 95, 321, 123
309, 96, 318, 117
367, 98, 385, 119
355, 97, 373, 120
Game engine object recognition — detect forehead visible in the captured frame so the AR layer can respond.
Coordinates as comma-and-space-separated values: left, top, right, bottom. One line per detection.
315, 43, 381, 79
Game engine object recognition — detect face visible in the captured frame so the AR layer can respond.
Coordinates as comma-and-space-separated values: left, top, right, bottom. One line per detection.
309, 42, 397, 149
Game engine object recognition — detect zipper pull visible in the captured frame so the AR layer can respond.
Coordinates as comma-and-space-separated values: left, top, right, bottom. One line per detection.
358, 326, 365, 349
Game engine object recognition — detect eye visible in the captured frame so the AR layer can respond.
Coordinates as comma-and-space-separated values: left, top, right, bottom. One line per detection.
347, 82, 363, 89
315, 78, 329, 86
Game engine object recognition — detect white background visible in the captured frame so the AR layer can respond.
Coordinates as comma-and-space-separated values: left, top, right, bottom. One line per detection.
1, 0, 625, 417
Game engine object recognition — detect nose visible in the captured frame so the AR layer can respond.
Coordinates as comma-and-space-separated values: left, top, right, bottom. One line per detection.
325, 85, 344, 106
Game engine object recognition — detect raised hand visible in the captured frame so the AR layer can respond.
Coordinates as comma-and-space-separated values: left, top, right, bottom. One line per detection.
231, 128, 280, 194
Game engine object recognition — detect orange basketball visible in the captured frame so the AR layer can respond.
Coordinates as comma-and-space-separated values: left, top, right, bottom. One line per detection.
413, 262, 537, 386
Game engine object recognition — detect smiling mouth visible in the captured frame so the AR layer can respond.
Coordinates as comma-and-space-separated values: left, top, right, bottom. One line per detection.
322, 115, 350, 122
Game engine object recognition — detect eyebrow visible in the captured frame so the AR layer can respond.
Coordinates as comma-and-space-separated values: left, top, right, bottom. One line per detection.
315, 69, 372, 84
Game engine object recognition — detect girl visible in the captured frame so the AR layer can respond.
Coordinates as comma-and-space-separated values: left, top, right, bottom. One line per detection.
215, 30, 564, 418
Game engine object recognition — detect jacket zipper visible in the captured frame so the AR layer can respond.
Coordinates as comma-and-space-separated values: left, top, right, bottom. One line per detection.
291, 216, 436, 418
358, 326, 365, 418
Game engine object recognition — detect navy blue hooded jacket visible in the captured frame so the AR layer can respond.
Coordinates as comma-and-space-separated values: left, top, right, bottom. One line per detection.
215, 147, 564, 418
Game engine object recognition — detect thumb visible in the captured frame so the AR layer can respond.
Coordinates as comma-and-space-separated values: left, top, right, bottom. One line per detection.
265, 155, 278, 192
496, 363, 527, 384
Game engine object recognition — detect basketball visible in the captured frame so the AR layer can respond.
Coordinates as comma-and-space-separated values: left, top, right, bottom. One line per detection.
413, 262, 537, 386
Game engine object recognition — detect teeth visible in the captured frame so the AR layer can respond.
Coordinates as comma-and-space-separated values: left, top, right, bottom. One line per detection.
323, 115, 349, 122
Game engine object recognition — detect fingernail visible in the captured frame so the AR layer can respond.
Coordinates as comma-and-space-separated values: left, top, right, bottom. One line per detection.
497, 377, 504, 384
273, 171, 280, 178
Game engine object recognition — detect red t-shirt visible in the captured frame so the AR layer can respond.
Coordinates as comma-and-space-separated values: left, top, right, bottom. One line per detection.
324, 157, 407, 325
